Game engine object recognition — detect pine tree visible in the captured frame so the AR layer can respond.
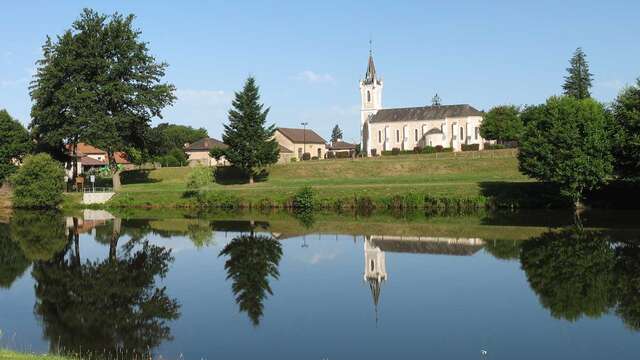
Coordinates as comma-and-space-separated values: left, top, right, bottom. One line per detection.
330, 124, 343, 143
563, 48, 593, 99
432, 93, 442, 106
212, 77, 279, 184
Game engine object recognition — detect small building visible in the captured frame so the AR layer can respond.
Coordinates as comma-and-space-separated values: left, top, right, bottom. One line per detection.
277, 144, 295, 164
326, 139, 357, 158
184, 137, 228, 166
274, 127, 327, 160
65, 143, 135, 176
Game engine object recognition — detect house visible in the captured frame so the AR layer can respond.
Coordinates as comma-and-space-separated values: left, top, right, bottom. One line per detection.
274, 127, 327, 161
326, 139, 357, 158
359, 51, 486, 155
184, 137, 228, 166
65, 143, 133, 177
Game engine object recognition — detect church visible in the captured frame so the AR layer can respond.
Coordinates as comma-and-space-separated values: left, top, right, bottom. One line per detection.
360, 52, 486, 156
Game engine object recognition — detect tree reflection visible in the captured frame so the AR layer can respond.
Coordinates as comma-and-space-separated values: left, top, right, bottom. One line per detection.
31, 217, 180, 359
520, 226, 640, 330
0, 223, 30, 288
219, 231, 283, 326
10, 210, 67, 261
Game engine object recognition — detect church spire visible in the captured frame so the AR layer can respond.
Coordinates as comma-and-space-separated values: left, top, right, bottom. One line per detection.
363, 40, 379, 85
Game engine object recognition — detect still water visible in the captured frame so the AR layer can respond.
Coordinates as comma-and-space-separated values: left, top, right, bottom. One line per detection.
1, 209, 639, 359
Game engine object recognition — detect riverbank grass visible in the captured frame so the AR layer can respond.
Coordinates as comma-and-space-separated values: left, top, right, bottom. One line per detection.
0, 350, 69, 360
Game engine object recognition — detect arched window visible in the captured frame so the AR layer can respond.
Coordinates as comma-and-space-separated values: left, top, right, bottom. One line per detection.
367, 91, 371, 102
378, 130, 382, 143
370, 259, 375, 271
396, 130, 400, 142
415, 129, 418, 142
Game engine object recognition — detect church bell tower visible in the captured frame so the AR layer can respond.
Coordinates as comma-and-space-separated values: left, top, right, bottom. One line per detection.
360, 47, 383, 155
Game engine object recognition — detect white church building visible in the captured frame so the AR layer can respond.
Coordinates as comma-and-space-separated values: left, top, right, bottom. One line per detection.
360, 52, 486, 156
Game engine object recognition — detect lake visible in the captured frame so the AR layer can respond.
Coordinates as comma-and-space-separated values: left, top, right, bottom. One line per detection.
1, 209, 639, 360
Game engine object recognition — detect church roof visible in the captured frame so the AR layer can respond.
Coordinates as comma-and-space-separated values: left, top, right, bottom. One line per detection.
363, 53, 381, 85
372, 238, 483, 256
369, 104, 483, 124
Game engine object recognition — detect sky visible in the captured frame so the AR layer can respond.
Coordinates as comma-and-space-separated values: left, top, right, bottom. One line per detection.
1, 0, 638, 143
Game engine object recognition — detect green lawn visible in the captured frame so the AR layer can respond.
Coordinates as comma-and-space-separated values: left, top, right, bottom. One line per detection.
0, 350, 68, 360
106, 149, 535, 209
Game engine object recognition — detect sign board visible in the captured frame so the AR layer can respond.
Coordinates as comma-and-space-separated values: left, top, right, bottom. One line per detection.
90, 175, 95, 183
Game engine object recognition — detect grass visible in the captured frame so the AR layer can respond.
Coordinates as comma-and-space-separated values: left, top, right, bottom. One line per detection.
0, 350, 69, 360
104, 149, 540, 210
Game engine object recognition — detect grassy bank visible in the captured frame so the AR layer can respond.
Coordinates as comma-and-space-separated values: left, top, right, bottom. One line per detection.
103, 149, 553, 210
0, 350, 68, 360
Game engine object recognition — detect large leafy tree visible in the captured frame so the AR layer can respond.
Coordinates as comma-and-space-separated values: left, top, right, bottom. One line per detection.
563, 47, 593, 99
0, 110, 32, 183
10, 154, 65, 209
330, 124, 343, 143
612, 78, 640, 178
146, 123, 208, 158
212, 77, 279, 184
0, 223, 31, 289
219, 232, 282, 326
518, 96, 613, 207
30, 9, 176, 190
479, 105, 523, 143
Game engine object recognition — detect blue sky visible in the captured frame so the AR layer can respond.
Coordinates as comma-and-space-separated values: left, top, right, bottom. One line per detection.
1, 0, 638, 143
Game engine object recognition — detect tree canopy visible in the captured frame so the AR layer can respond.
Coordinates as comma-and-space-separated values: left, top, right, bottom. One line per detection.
147, 123, 208, 158
612, 78, 640, 179
331, 124, 343, 143
10, 154, 65, 209
518, 96, 613, 206
0, 110, 32, 183
563, 47, 593, 99
479, 105, 523, 143
30, 8, 176, 189
211, 77, 279, 184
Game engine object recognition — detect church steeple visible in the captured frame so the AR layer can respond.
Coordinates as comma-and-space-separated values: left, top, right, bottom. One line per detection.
363, 52, 379, 85
360, 44, 384, 157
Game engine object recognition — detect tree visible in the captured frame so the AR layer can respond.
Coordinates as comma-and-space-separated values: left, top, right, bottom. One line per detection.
331, 124, 343, 143
146, 123, 208, 158
612, 78, 640, 178
211, 77, 279, 184
0, 110, 32, 183
431, 93, 442, 106
563, 47, 593, 99
518, 96, 613, 207
30, 9, 176, 191
11, 154, 65, 209
479, 105, 523, 143
219, 232, 282, 326
0, 223, 31, 288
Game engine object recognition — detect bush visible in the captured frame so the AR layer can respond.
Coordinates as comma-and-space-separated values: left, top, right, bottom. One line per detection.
422, 146, 436, 154
292, 186, 315, 210
413, 146, 422, 154
195, 191, 240, 209
311, 156, 319, 160
302, 152, 311, 161
434, 145, 444, 152
391, 148, 401, 155
326, 152, 336, 159
484, 143, 506, 150
186, 166, 213, 190
290, 157, 298, 162
11, 153, 65, 209
461, 144, 480, 151
336, 151, 351, 159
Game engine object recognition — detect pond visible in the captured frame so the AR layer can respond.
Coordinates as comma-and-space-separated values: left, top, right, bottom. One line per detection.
1, 209, 639, 360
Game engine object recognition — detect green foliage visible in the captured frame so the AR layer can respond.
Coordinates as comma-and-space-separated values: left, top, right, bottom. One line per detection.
0, 109, 32, 182
10, 210, 67, 261
0, 223, 31, 288
186, 166, 213, 190
612, 78, 640, 178
518, 96, 613, 204
146, 123, 208, 158
194, 191, 240, 209
212, 77, 279, 183
292, 186, 315, 210
219, 233, 282, 326
331, 124, 343, 143
563, 47, 593, 99
30, 9, 176, 179
461, 144, 480, 151
480, 105, 523, 142
391, 147, 401, 155
11, 153, 65, 209
521, 227, 617, 322
301, 152, 311, 161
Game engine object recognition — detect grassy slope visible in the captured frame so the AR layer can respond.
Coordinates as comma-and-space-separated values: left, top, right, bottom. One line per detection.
111, 150, 529, 208
0, 350, 68, 360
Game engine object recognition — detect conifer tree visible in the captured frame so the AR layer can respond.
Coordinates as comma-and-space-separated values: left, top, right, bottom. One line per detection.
563, 48, 593, 99
211, 77, 279, 184
432, 93, 442, 106
330, 124, 343, 143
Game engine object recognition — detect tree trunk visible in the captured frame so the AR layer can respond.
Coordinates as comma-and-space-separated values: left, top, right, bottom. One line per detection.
249, 173, 254, 184
72, 142, 78, 184
109, 218, 122, 262
112, 170, 122, 191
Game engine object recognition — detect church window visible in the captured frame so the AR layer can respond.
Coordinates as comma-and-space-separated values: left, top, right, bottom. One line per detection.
415, 129, 418, 142
370, 259, 375, 272
396, 130, 400, 142
378, 131, 382, 143
475, 127, 479, 140
460, 127, 464, 140
367, 91, 371, 102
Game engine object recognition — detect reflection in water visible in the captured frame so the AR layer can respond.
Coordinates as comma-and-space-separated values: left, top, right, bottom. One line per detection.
520, 226, 640, 330
219, 230, 283, 326
0, 222, 30, 288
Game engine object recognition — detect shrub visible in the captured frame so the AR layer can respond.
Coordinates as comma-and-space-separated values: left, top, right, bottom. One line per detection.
461, 144, 480, 151
391, 148, 401, 155
186, 166, 213, 190
195, 191, 240, 209
292, 186, 315, 210
434, 145, 444, 152
484, 143, 506, 150
290, 157, 298, 162
336, 151, 351, 159
11, 153, 65, 209
302, 152, 311, 161
326, 152, 336, 159
422, 146, 436, 154
413, 146, 422, 154
311, 156, 319, 160
370, 149, 377, 156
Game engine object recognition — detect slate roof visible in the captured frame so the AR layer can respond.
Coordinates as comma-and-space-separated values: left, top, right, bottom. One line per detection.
363, 54, 381, 85
184, 138, 228, 151
276, 127, 326, 144
327, 140, 357, 150
369, 104, 483, 124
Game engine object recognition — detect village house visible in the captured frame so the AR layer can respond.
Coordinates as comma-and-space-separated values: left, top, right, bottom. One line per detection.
184, 137, 228, 166
65, 143, 132, 177
326, 139, 357, 158
359, 52, 486, 156
274, 127, 327, 161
